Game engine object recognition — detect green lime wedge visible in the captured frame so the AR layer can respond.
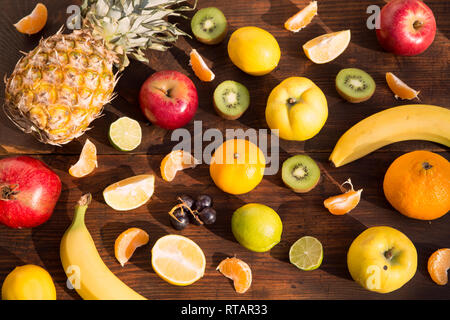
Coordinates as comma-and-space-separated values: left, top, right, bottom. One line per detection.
289, 236, 323, 271
109, 117, 142, 151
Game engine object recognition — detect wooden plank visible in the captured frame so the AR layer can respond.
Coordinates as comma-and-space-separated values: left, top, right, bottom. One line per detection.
0, 0, 448, 300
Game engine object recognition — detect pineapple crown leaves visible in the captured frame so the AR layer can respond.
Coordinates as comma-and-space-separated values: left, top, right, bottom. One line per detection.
81, 0, 197, 70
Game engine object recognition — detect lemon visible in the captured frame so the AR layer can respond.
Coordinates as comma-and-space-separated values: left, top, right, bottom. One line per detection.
151, 235, 206, 286
228, 26, 281, 76
103, 174, 155, 211
109, 117, 142, 152
289, 236, 323, 271
2, 265, 56, 300
231, 203, 282, 252
303, 30, 351, 64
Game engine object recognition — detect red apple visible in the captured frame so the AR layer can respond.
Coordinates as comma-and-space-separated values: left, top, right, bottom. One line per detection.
376, 0, 436, 56
0, 156, 61, 228
139, 70, 198, 130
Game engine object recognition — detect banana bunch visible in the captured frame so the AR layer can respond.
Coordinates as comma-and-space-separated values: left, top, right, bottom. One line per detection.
60, 194, 146, 300
330, 104, 450, 167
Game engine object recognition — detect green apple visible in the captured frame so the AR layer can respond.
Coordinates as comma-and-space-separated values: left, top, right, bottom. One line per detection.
347, 226, 417, 293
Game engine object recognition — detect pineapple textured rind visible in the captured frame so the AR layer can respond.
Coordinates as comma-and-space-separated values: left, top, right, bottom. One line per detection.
4, 29, 117, 145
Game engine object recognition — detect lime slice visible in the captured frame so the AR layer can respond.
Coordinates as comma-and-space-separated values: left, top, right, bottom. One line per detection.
109, 117, 142, 151
289, 236, 323, 271
103, 174, 155, 211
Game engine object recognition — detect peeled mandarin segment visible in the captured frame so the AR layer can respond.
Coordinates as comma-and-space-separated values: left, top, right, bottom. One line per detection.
151, 235, 206, 286
69, 139, 98, 178
160, 150, 199, 182
324, 189, 362, 215
14, 3, 48, 35
190, 49, 215, 82
303, 30, 351, 64
428, 248, 450, 285
114, 228, 149, 267
103, 175, 155, 211
217, 257, 252, 294
284, 1, 317, 32
385, 72, 420, 100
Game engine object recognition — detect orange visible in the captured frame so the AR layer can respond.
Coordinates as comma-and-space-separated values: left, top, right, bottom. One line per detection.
114, 228, 149, 267
386, 72, 420, 100
210, 139, 266, 195
160, 150, 199, 182
151, 235, 206, 286
428, 248, 450, 285
217, 257, 252, 294
69, 139, 97, 178
383, 150, 450, 220
14, 3, 48, 35
324, 179, 362, 215
284, 1, 317, 32
190, 49, 215, 82
303, 30, 350, 64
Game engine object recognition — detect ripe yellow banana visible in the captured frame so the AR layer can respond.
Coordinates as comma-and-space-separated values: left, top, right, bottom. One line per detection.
60, 194, 146, 300
330, 104, 450, 167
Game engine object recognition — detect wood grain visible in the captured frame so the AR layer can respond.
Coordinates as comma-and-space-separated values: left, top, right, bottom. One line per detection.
0, 0, 448, 300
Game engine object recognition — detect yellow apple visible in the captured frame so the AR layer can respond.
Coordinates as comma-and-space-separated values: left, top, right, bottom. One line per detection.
265, 77, 328, 141
347, 226, 417, 294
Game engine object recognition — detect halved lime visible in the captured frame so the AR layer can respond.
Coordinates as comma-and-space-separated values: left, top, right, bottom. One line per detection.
109, 117, 142, 151
289, 236, 323, 271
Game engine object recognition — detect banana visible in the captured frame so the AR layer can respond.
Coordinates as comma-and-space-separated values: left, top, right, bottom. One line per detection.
330, 104, 450, 167
60, 194, 146, 300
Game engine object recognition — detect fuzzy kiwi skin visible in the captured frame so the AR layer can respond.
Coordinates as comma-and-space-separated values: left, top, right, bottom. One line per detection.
284, 175, 321, 193
195, 24, 228, 45
335, 83, 375, 103
213, 98, 243, 120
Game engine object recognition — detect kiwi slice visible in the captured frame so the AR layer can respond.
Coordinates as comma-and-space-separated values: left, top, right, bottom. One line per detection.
335, 68, 376, 103
213, 80, 250, 120
191, 7, 228, 45
282, 155, 321, 193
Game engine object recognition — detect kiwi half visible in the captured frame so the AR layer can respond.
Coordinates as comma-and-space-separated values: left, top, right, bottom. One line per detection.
191, 7, 228, 45
213, 80, 250, 120
335, 68, 376, 103
282, 155, 320, 193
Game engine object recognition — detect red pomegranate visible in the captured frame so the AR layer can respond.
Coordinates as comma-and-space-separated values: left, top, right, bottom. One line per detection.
0, 156, 61, 228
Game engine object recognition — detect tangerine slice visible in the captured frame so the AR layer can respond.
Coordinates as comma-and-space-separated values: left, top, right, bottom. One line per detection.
190, 49, 215, 82
428, 248, 450, 285
160, 150, 199, 182
303, 30, 351, 64
284, 1, 318, 32
386, 72, 420, 100
324, 179, 362, 215
69, 139, 98, 178
217, 257, 252, 294
115, 228, 149, 267
14, 3, 48, 35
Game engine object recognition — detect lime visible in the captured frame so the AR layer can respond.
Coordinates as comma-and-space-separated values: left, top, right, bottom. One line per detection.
109, 117, 142, 151
231, 203, 282, 252
289, 236, 323, 270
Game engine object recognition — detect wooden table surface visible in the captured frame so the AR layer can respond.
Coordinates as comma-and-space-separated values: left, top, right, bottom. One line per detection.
0, 0, 449, 300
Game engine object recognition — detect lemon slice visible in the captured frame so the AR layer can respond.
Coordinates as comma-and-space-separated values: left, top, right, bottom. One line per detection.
109, 117, 142, 152
103, 175, 155, 211
151, 234, 206, 286
289, 236, 323, 270
303, 29, 351, 64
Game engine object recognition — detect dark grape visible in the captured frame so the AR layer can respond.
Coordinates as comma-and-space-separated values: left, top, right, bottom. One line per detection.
198, 207, 216, 225
189, 212, 203, 225
170, 213, 189, 230
194, 194, 212, 211
178, 194, 194, 209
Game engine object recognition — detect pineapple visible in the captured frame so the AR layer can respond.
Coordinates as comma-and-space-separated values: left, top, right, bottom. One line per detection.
4, 0, 195, 145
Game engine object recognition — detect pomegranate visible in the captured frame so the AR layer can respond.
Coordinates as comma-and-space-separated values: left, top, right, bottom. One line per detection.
0, 156, 61, 228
